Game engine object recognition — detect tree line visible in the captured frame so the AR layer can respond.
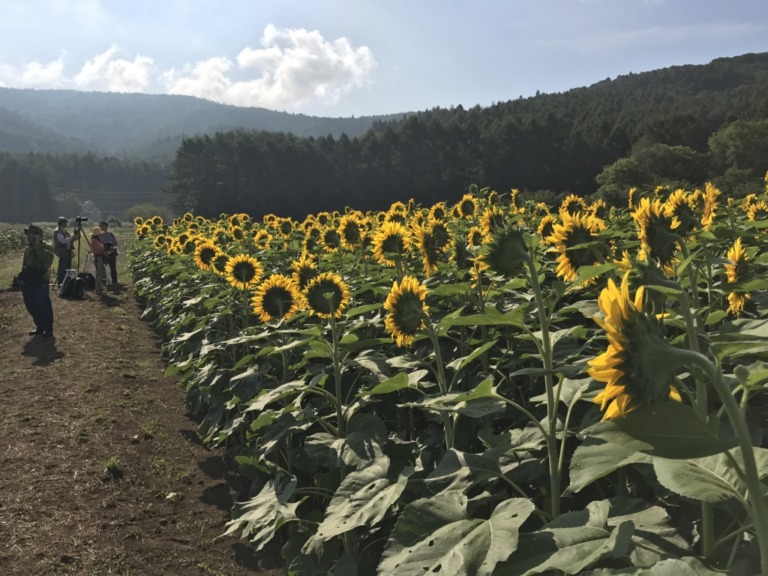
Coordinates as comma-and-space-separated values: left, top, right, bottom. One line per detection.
2, 52, 768, 223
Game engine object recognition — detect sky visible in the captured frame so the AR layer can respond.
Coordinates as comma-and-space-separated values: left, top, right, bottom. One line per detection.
0, 0, 766, 118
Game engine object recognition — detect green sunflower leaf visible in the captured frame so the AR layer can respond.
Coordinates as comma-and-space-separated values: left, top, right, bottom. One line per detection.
302, 458, 412, 554
585, 402, 736, 459
378, 493, 535, 576
566, 437, 652, 495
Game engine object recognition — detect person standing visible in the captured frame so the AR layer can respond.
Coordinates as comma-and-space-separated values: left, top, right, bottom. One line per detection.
98, 221, 119, 285
52, 216, 75, 288
90, 226, 108, 294
19, 224, 55, 336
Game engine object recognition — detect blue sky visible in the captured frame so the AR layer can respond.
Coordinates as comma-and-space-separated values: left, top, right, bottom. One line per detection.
0, 0, 765, 117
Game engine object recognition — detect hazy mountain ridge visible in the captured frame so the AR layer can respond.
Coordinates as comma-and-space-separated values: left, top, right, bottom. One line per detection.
0, 88, 406, 157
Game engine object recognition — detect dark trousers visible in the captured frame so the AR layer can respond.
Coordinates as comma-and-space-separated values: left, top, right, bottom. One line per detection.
21, 282, 54, 332
56, 255, 72, 287
106, 252, 118, 283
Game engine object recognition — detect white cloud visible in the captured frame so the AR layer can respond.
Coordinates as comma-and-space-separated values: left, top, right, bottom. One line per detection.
165, 25, 377, 109
0, 25, 376, 110
74, 44, 155, 92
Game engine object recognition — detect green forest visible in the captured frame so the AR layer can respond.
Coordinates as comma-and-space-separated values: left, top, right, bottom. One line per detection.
2, 51, 768, 223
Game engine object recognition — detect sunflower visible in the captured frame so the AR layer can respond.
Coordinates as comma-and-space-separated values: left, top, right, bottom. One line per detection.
559, 193, 588, 216
537, 214, 557, 243
153, 234, 169, 250
429, 201, 448, 222
292, 253, 319, 289
476, 226, 528, 277
135, 224, 151, 239
700, 182, 721, 229
628, 187, 639, 210
479, 205, 507, 239
547, 211, 606, 283
338, 215, 363, 251
230, 225, 246, 242
747, 201, 768, 221
133, 216, 144, 227
725, 237, 750, 315
194, 241, 221, 271
632, 197, 680, 274
304, 272, 350, 319
251, 274, 304, 322
384, 276, 429, 347
372, 221, 412, 266
509, 188, 525, 215
321, 227, 341, 253
665, 189, 698, 236
413, 224, 442, 277
213, 228, 231, 246
587, 272, 682, 420
211, 253, 230, 276
589, 199, 609, 221
467, 226, 485, 248
253, 229, 273, 250
740, 193, 758, 213
456, 194, 479, 219
225, 254, 262, 290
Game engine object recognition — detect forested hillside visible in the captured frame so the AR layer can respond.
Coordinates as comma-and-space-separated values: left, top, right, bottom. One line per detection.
0, 88, 401, 156
167, 52, 768, 218
1, 52, 767, 223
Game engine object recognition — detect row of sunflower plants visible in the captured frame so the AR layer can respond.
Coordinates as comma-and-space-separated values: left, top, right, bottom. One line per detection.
128, 177, 768, 575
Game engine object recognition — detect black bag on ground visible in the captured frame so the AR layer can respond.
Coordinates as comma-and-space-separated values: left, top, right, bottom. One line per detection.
78, 272, 96, 290
59, 276, 86, 299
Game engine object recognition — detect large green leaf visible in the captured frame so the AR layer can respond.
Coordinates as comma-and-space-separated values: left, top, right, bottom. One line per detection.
654, 447, 768, 503
222, 476, 303, 551
497, 498, 688, 575
585, 402, 735, 459
303, 457, 412, 554
425, 449, 501, 492
567, 438, 652, 495
379, 493, 534, 576
585, 556, 727, 575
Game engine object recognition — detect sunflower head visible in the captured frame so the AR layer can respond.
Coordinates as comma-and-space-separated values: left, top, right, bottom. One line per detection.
632, 197, 680, 273
537, 214, 557, 243
665, 189, 698, 236
547, 211, 607, 283
700, 182, 721, 229
338, 216, 363, 251
559, 193, 588, 216
456, 194, 478, 219
212, 253, 230, 276
304, 272, 351, 319
725, 237, 751, 315
322, 227, 341, 253
225, 254, 262, 290
372, 221, 411, 266
384, 276, 429, 347
747, 201, 768, 221
587, 272, 683, 420
251, 274, 304, 323
292, 254, 319, 290
479, 206, 507, 238
194, 241, 221, 271
477, 226, 528, 277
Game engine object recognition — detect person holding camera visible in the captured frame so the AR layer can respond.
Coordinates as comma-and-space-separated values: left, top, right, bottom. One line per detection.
19, 224, 55, 336
90, 226, 108, 294
98, 221, 119, 285
52, 216, 75, 288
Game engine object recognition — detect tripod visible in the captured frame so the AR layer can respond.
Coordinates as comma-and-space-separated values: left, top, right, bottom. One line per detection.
72, 222, 91, 274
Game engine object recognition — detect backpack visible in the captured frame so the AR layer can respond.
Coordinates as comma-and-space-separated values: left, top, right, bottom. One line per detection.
59, 275, 86, 299
78, 272, 97, 290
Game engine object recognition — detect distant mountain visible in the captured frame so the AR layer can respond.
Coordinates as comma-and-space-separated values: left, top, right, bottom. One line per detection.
0, 88, 406, 158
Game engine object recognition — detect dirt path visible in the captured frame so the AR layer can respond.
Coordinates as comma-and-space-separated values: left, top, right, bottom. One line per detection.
0, 283, 281, 576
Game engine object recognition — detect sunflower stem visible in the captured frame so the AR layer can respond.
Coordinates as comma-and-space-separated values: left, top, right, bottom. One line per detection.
328, 312, 346, 439
525, 248, 561, 518
425, 322, 455, 449
686, 350, 768, 576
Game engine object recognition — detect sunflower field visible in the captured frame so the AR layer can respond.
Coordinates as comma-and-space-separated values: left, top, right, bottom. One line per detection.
129, 178, 768, 576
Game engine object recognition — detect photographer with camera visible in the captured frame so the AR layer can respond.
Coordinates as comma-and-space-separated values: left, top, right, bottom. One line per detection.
90, 226, 108, 294
19, 224, 55, 337
98, 221, 119, 285
52, 216, 76, 289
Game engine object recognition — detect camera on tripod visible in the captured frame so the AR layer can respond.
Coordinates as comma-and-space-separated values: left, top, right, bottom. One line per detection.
75, 216, 88, 226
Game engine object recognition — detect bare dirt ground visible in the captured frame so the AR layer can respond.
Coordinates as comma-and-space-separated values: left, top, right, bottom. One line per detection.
0, 278, 282, 575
